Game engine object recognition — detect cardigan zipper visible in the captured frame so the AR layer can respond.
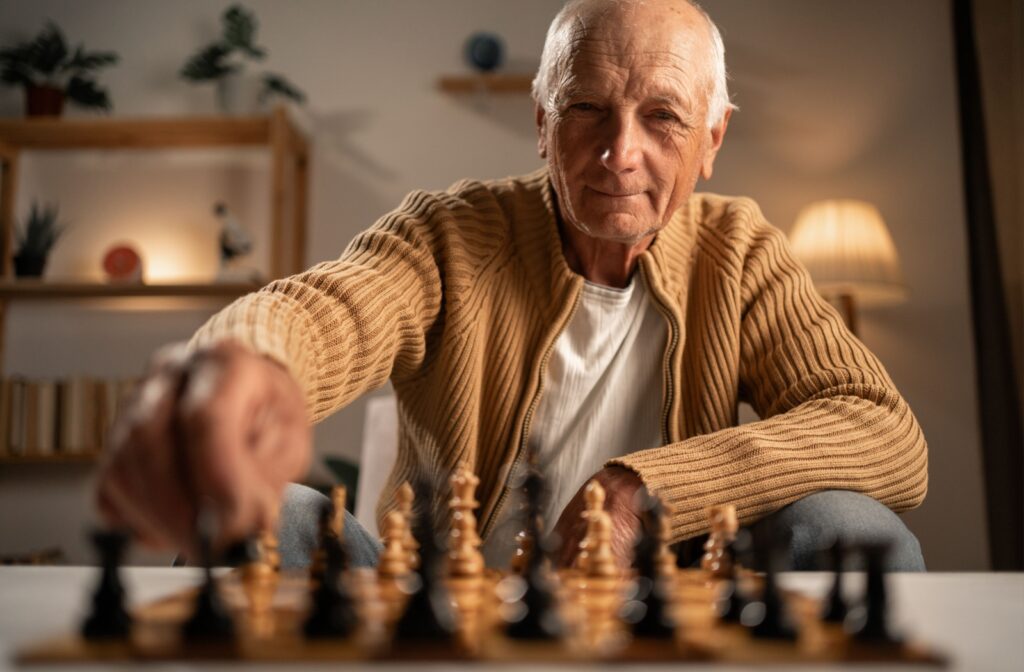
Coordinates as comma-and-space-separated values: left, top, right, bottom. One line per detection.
641, 262, 679, 445
480, 286, 584, 540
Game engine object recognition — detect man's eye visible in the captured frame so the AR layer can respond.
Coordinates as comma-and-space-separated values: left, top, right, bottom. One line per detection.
570, 102, 597, 112
651, 110, 678, 122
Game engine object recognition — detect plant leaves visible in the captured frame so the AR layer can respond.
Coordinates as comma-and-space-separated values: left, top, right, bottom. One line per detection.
64, 45, 119, 72
222, 5, 265, 59
180, 42, 235, 81
262, 73, 306, 104
30, 22, 69, 76
15, 201, 69, 257
67, 75, 111, 110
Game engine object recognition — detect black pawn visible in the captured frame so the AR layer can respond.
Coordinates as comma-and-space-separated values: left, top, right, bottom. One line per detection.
505, 472, 562, 641
627, 495, 675, 640
392, 479, 456, 642
749, 530, 795, 640
853, 543, 901, 645
181, 516, 234, 642
304, 504, 358, 638
717, 529, 750, 624
81, 530, 132, 640
822, 540, 848, 624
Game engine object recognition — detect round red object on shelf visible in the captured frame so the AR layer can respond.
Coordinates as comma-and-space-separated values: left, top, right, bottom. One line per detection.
102, 244, 143, 282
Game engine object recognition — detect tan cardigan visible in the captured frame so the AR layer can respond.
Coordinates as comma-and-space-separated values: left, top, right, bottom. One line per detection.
190, 167, 928, 542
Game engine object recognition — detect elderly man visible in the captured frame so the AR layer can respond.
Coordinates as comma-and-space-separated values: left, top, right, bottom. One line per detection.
97, 0, 927, 571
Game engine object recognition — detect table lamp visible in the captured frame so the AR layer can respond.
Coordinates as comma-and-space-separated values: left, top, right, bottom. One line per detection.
788, 199, 906, 336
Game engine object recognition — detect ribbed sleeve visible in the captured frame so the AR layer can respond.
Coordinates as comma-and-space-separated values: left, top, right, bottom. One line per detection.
608, 197, 928, 541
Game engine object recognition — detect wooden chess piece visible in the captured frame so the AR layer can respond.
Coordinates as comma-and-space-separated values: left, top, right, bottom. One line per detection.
258, 529, 281, 573
574, 480, 606, 573
378, 511, 411, 579
655, 496, 677, 579
397, 481, 420, 570
701, 504, 738, 579
448, 463, 484, 579
587, 508, 618, 579
510, 528, 533, 575
331, 485, 347, 539
304, 505, 358, 639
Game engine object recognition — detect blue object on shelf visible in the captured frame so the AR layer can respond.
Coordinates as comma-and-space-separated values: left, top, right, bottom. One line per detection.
464, 32, 505, 72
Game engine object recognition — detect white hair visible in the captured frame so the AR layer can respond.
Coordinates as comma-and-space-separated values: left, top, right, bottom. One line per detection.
531, 0, 736, 128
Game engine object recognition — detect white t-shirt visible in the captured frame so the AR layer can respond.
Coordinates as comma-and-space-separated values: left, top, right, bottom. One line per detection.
482, 272, 667, 566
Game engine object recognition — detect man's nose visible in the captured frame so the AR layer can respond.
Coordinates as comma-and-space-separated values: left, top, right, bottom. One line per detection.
599, 113, 642, 173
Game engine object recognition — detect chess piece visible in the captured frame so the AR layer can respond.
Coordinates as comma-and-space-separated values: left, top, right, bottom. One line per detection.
182, 512, 235, 642
378, 511, 411, 579
304, 504, 358, 639
258, 529, 281, 572
331, 485, 347, 539
716, 528, 751, 624
574, 480, 606, 572
627, 495, 676, 640
821, 539, 848, 624
240, 536, 276, 619
81, 530, 132, 640
392, 479, 457, 643
505, 471, 563, 641
510, 528, 533, 575
655, 496, 677, 579
852, 542, 901, 645
587, 507, 618, 579
747, 528, 795, 641
397, 482, 420, 570
447, 463, 484, 579
701, 505, 738, 578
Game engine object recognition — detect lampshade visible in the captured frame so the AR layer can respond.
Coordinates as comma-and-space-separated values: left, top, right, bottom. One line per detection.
789, 199, 907, 307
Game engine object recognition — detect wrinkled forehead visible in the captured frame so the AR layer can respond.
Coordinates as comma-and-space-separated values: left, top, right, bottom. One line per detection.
552, 6, 711, 105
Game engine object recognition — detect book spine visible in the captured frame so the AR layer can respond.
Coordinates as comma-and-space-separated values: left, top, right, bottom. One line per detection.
9, 378, 24, 456
36, 380, 55, 455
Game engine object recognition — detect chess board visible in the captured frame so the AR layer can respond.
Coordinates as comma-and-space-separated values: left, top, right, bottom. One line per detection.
17, 566, 946, 665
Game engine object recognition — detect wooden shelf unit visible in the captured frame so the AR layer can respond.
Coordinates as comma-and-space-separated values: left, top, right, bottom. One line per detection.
0, 108, 311, 453
0, 106, 310, 281
0, 280, 260, 300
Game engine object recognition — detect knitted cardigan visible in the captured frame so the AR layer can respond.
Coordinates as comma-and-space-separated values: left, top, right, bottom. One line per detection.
189, 167, 928, 541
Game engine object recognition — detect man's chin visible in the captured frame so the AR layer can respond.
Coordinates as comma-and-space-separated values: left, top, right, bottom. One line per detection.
572, 213, 662, 245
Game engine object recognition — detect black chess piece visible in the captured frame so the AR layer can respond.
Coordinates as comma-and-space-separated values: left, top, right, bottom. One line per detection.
181, 512, 235, 642
748, 526, 796, 640
391, 478, 456, 643
625, 493, 675, 640
505, 471, 563, 641
717, 528, 750, 624
852, 542, 901, 646
81, 529, 132, 640
822, 539, 848, 624
304, 503, 358, 638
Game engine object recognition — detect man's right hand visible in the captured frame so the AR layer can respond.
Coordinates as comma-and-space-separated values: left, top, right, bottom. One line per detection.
96, 340, 312, 556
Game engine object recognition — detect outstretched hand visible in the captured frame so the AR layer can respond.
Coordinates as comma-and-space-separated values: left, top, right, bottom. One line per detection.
549, 465, 645, 568
96, 340, 312, 557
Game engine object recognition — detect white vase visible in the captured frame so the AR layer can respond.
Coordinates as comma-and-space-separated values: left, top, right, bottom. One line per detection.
215, 70, 266, 115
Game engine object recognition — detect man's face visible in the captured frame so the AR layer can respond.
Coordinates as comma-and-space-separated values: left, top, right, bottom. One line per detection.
537, 4, 729, 245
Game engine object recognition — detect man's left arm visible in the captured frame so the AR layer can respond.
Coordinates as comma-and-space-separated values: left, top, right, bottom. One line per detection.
607, 217, 928, 542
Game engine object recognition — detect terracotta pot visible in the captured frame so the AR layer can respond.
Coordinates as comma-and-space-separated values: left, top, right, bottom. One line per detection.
25, 85, 65, 117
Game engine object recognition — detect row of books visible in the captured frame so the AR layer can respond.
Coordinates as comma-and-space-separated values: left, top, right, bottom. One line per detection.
0, 377, 140, 458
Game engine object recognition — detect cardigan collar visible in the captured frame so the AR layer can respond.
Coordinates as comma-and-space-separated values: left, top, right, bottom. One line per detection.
514, 166, 698, 311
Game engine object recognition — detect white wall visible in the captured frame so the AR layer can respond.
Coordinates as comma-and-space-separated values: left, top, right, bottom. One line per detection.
0, 0, 988, 570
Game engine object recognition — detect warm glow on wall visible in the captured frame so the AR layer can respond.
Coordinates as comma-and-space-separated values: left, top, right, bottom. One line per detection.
110, 223, 218, 284
789, 199, 906, 334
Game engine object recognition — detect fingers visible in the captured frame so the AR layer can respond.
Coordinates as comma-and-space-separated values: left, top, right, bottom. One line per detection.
97, 368, 196, 552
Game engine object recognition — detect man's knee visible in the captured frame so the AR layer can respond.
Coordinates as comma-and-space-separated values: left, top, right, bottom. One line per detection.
751, 490, 925, 571
278, 483, 382, 569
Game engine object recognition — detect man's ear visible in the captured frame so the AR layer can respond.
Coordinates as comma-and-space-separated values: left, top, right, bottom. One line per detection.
535, 103, 548, 159
700, 106, 732, 181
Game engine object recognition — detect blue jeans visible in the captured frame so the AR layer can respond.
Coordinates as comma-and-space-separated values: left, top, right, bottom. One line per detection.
278, 485, 924, 571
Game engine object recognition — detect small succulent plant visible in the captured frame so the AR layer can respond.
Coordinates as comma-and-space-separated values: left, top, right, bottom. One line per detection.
15, 202, 69, 260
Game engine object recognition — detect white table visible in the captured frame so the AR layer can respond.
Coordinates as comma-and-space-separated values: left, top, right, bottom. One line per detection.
0, 567, 1021, 671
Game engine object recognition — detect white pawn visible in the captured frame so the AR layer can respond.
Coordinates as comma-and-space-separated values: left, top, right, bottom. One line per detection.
378, 511, 410, 579
448, 463, 484, 579
574, 480, 606, 572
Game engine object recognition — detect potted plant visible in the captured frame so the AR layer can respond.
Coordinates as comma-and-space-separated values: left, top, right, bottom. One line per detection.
13, 202, 69, 278
180, 4, 306, 115
0, 22, 119, 117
